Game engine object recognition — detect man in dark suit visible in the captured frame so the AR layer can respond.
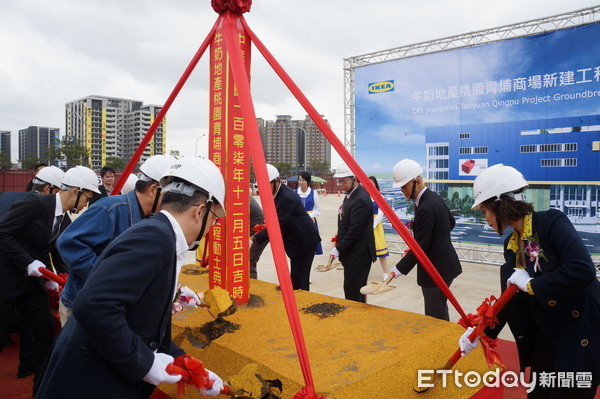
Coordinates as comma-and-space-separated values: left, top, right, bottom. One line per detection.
252, 164, 320, 291
35, 156, 226, 398
330, 163, 376, 303
0, 165, 66, 378
0, 166, 100, 385
389, 159, 462, 320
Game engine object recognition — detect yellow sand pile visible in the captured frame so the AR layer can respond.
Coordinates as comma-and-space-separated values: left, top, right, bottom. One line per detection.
165, 270, 496, 398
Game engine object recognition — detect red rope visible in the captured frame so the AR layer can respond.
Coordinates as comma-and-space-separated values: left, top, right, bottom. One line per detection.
240, 15, 469, 322
112, 16, 222, 195
222, 12, 319, 397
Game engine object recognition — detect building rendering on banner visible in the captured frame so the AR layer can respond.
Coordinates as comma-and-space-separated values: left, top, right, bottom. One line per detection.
257, 115, 332, 174
347, 6, 600, 228
65, 95, 166, 170
18, 126, 60, 165
425, 115, 600, 222
0, 131, 10, 160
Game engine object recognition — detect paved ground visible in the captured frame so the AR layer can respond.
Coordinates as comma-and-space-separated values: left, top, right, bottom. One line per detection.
245, 192, 515, 341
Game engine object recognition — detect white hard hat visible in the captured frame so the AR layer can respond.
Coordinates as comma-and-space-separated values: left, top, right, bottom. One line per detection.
61, 166, 101, 194
160, 156, 226, 216
34, 166, 65, 188
265, 164, 279, 182
471, 164, 528, 209
332, 163, 354, 178
139, 154, 177, 182
392, 159, 423, 188
120, 174, 138, 195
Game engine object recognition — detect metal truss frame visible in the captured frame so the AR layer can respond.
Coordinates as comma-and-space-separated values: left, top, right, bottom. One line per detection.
343, 6, 600, 154
388, 237, 600, 270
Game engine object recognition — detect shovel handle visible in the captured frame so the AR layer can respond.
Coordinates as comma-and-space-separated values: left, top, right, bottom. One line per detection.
38, 267, 66, 286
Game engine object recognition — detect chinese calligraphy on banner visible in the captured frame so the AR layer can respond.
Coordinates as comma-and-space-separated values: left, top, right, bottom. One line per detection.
209, 24, 251, 303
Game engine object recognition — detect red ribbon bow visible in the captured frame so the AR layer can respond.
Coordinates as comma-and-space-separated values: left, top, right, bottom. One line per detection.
458, 295, 505, 368
211, 0, 252, 14
330, 235, 337, 244
253, 222, 266, 233
171, 355, 213, 398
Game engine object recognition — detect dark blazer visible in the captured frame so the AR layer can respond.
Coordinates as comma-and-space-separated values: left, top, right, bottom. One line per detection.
336, 184, 376, 266
253, 184, 320, 259
88, 185, 111, 206
35, 212, 185, 398
0, 193, 70, 291
486, 210, 600, 373
396, 188, 462, 287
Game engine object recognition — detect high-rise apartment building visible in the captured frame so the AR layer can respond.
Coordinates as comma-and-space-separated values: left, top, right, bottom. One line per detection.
0, 131, 10, 160
258, 115, 331, 173
65, 95, 166, 170
18, 126, 60, 164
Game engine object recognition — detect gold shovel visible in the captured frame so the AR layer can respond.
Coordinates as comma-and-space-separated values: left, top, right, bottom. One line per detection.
359, 274, 396, 295
316, 255, 340, 272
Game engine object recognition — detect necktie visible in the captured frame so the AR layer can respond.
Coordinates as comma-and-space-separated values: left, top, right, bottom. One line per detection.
50, 215, 64, 243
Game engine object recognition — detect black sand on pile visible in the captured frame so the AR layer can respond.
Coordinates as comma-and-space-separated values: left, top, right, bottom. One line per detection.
301, 302, 347, 318
244, 294, 266, 308
181, 267, 208, 275
175, 318, 240, 349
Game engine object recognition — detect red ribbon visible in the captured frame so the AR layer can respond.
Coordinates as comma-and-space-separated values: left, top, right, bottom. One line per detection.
330, 235, 337, 244
253, 222, 266, 233
458, 295, 505, 368
170, 355, 212, 398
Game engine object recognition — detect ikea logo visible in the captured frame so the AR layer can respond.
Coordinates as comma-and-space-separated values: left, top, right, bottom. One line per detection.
368, 80, 394, 94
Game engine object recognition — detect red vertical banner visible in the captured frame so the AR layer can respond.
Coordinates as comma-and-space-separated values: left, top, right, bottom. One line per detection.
209, 19, 251, 304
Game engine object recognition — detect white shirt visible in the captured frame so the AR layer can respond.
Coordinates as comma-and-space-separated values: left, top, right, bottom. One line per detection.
296, 187, 322, 218
160, 210, 189, 300
415, 187, 428, 208
53, 193, 64, 229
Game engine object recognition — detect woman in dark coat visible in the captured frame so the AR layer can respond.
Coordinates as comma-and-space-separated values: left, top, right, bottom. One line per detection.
461, 164, 599, 398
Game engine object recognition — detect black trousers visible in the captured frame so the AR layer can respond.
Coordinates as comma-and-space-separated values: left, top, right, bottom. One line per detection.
342, 253, 373, 303
249, 239, 268, 279
421, 278, 454, 321
290, 251, 316, 291
0, 277, 54, 386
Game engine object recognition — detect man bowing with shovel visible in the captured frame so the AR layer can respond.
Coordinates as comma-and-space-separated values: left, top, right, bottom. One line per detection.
35, 157, 226, 398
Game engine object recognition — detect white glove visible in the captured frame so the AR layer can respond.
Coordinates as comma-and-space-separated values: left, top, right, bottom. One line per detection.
203, 369, 224, 396
507, 268, 533, 292
45, 280, 60, 292
171, 302, 183, 315
329, 247, 339, 258
459, 327, 480, 356
27, 260, 45, 277
390, 266, 404, 278
382, 273, 390, 281
179, 286, 200, 308
143, 353, 181, 386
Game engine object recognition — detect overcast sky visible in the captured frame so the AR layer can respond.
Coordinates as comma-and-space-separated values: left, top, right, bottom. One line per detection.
1, 0, 597, 166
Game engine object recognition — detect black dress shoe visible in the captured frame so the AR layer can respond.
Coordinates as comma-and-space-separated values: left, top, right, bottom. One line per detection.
17, 363, 34, 378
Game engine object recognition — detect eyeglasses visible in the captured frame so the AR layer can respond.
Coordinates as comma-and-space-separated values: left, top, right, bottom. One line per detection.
209, 209, 220, 226
194, 204, 221, 226
79, 190, 92, 202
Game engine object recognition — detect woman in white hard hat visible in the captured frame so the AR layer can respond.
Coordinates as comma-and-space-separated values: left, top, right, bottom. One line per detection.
460, 164, 600, 398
